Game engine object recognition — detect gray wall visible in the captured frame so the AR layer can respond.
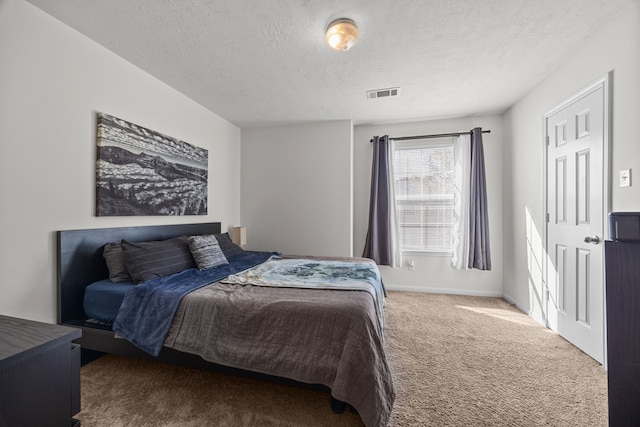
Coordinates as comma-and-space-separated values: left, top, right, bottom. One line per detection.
241, 121, 353, 257
0, 0, 242, 323
502, 1, 640, 320
354, 116, 504, 296
241, 115, 505, 296
3, 0, 638, 328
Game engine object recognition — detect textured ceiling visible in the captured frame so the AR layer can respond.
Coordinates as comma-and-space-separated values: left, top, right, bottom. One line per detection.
26, 0, 635, 128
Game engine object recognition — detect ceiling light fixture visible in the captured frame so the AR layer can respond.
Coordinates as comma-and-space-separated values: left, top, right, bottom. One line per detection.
325, 18, 358, 51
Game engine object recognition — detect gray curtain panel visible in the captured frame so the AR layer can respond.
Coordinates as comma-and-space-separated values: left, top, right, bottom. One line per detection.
468, 128, 491, 270
363, 135, 394, 266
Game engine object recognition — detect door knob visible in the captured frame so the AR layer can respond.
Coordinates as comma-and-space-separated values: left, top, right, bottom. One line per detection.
584, 235, 601, 245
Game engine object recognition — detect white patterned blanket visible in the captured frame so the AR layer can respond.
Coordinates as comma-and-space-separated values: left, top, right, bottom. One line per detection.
221, 256, 385, 335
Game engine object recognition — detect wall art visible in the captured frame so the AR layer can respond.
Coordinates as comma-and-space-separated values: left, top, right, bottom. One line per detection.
96, 113, 208, 216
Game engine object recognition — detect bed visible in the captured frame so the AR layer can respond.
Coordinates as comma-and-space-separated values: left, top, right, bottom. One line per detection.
57, 222, 395, 427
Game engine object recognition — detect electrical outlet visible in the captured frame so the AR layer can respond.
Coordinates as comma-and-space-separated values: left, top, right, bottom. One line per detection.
620, 169, 631, 188
407, 259, 414, 271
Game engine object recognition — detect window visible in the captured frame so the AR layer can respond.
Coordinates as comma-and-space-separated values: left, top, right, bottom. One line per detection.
393, 141, 455, 253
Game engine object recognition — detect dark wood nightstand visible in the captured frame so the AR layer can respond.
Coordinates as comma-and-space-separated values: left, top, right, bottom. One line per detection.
605, 241, 640, 426
0, 315, 81, 427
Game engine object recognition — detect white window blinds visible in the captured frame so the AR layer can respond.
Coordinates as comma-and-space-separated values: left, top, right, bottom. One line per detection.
393, 143, 455, 252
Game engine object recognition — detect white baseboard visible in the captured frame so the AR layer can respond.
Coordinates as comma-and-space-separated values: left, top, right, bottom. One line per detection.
501, 292, 527, 312
385, 284, 503, 298
502, 292, 547, 325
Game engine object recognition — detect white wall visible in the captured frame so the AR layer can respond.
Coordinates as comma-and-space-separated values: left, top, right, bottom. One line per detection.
354, 115, 504, 296
0, 0, 241, 323
241, 121, 353, 257
503, 1, 640, 318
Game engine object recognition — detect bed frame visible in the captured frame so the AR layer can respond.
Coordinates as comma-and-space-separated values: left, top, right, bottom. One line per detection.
57, 222, 343, 407
58, 222, 221, 326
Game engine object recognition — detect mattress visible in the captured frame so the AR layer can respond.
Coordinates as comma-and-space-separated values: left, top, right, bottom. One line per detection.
83, 279, 135, 323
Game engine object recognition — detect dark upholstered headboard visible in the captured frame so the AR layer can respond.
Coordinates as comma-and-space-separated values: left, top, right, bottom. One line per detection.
57, 222, 222, 324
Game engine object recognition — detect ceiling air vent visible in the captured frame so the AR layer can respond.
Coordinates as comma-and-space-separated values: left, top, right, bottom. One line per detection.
366, 87, 400, 99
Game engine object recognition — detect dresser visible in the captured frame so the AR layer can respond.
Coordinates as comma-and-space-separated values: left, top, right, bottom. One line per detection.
605, 240, 640, 426
0, 315, 81, 427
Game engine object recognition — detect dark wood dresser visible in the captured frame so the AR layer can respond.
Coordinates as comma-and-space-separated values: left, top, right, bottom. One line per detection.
605, 240, 640, 426
0, 315, 81, 427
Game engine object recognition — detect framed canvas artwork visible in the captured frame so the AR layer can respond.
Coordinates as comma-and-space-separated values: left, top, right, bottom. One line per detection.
96, 113, 208, 216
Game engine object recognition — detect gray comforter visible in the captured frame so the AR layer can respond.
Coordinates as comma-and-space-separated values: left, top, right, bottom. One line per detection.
164, 260, 395, 427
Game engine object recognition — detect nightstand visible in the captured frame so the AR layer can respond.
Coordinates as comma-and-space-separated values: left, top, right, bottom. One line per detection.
0, 315, 81, 426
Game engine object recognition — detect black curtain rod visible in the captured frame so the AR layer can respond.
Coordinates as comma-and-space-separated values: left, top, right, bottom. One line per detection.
369, 129, 491, 143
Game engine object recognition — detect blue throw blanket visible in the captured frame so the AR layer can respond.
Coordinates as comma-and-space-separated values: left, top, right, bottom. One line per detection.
112, 251, 276, 356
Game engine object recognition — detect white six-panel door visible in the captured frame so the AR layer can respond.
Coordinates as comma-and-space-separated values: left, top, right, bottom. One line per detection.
545, 76, 609, 364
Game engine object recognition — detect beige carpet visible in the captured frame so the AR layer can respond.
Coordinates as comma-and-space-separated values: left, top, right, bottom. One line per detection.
78, 292, 607, 426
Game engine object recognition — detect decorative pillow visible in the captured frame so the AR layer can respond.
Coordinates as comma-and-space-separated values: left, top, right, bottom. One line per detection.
103, 243, 133, 283
188, 234, 229, 270
120, 236, 196, 283
214, 232, 245, 259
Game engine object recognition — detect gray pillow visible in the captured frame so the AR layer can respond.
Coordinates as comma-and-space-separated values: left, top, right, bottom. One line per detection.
214, 232, 244, 259
103, 243, 132, 283
121, 236, 196, 283
189, 234, 229, 270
